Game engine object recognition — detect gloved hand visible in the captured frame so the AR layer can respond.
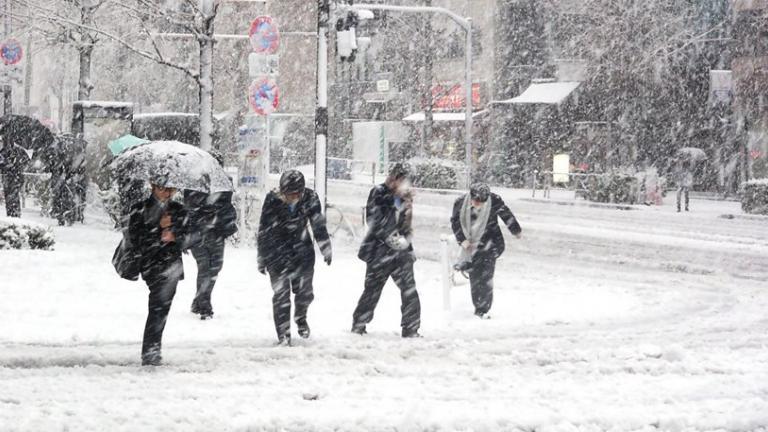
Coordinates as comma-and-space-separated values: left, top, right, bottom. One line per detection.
324, 252, 332, 266
258, 263, 266, 275
385, 233, 410, 251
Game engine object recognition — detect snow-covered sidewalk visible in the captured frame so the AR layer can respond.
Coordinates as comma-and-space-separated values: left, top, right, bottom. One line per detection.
1, 196, 768, 431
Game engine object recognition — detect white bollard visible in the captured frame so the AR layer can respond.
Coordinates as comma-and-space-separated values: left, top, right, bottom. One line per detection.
440, 234, 453, 311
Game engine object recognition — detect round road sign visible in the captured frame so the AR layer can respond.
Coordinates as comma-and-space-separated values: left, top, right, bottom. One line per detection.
1, 39, 23, 65
249, 16, 280, 54
248, 78, 280, 116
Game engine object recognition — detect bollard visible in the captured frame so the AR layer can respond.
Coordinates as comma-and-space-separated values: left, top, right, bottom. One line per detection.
440, 234, 452, 311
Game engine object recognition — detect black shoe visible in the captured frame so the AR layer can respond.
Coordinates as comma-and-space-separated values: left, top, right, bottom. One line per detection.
277, 333, 292, 346
141, 350, 162, 366
190, 303, 201, 314
475, 312, 491, 320
200, 311, 214, 320
351, 325, 367, 335
401, 329, 422, 338
297, 320, 310, 339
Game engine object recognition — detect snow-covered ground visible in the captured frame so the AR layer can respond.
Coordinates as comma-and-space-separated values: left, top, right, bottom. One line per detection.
2, 189, 768, 431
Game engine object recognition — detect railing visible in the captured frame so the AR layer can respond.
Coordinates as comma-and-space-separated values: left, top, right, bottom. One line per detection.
531, 170, 608, 199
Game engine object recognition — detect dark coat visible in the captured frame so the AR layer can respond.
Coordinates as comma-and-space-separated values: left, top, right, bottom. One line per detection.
450, 193, 521, 258
358, 183, 413, 263
257, 187, 331, 271
126, 196, 188, 281
183, 190, 238, 241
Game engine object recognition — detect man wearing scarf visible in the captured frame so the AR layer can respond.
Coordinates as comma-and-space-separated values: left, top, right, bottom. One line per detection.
450, 183, 522, 319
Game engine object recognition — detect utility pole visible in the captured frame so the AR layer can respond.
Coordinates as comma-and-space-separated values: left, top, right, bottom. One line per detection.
421, 0, 433, 153
315, 0, 330, 210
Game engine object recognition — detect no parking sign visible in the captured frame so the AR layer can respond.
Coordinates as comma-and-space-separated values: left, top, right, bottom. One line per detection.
249, 16, 280, 54
248, 78, 280, 116
0, 39, 23, 65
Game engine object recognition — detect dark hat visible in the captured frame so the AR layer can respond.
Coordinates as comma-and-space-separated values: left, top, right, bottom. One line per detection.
279, 169, 305, 194
388, 162, 411, 180
470, 183, 490, 202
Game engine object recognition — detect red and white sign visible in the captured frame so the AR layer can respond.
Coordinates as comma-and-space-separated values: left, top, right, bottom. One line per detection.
0, 39, 23, 65
432, 83, 482, 110
249, 16, 280, 54
248, 78, 280, 116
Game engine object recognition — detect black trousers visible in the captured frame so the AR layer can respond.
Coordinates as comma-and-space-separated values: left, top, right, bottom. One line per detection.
191, 237, 225, 314
141, 261, 182, 359
353, 254, 421, 333
468, 253, 496, 315
2, 172, 22, 218
268, 258, 315, 339
676, 187, 690, 210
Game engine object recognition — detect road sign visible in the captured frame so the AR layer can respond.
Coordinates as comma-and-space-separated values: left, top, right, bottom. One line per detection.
0, 39, 23, 65
248, 78, 280, 116
248, 53, 279, 77
249, 16, 280, 54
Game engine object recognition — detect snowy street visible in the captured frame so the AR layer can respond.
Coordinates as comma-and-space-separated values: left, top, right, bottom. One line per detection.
2, 191, 767, 431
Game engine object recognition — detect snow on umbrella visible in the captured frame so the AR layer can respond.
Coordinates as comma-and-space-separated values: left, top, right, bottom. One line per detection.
0, 114, 56, 158
677, 147, 707, 162
111, 141, 233, 193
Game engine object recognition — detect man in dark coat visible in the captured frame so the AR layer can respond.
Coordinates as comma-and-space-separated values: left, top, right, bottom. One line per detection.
184, 190, 238, 319
0, 140, 30, 218
352, 163, 421, 338
126, 171, 188, 366
450, 183, 522, 319
257, 170, 332, 345
49, 135, 87, 226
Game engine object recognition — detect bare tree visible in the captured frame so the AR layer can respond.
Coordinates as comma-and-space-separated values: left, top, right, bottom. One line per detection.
11, 0, 219, 150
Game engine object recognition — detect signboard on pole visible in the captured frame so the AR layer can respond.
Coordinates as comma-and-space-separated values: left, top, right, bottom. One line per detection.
249, 16, 280, 54
248, 53, 279, 77
248, 77, 280, 116
0, 39, 23, 65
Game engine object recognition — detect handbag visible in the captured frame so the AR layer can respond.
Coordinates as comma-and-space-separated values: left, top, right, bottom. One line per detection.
112, 234, 140, 281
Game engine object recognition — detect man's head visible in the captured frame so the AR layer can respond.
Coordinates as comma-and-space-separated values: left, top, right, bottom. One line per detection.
386, 162, 411, 193
150, 169, 176, 202
469, 183, 490, 208
279, 169, 305, 204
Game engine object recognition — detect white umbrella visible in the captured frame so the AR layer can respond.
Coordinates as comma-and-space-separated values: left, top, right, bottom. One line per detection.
677, 147, 707, 162
111, 141, 233, 193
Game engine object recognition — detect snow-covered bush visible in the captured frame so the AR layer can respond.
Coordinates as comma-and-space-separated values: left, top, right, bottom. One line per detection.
741, 179, 768, 215
410, 160, 459, 190
585, 171, 640, 205
0, 218, 55, 250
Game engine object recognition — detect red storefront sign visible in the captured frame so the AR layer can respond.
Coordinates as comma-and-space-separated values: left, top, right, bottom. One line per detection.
432, 83, 482, 110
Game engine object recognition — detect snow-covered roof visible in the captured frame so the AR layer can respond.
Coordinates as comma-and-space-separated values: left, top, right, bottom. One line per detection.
403, 110, 487, 122
73, 101, 134, 108
494, 81, 580, 105
134, 112, 198, 119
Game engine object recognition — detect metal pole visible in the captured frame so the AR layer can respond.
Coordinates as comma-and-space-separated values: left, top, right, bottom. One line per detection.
464, 19, 472, 189
315, 0, 330, 212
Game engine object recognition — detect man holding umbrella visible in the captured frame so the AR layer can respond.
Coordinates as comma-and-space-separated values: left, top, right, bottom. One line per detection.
257, 170, 332, 345
112, 140, 233, 365
126, 169, 188, 366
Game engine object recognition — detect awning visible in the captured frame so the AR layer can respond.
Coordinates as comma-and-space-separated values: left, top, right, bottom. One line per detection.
403, 110, 487, 122
493, 81, 580, 105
